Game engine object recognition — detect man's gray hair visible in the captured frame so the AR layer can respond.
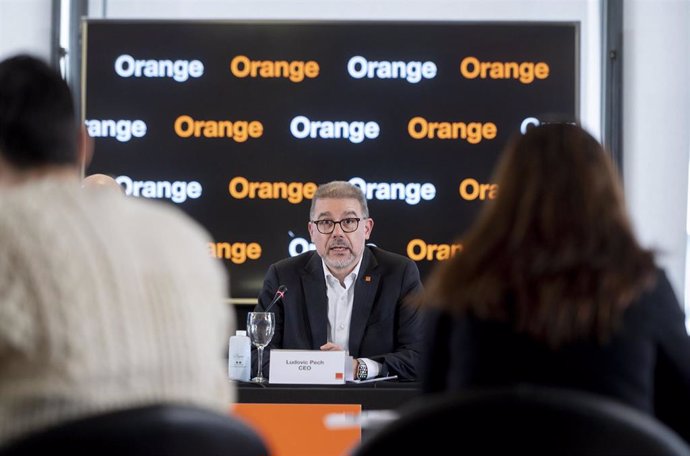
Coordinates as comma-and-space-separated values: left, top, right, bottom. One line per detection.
309, 181, 369, 219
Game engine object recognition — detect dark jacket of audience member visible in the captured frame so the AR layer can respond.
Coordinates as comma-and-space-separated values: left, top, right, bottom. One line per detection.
421, 123, 690, 442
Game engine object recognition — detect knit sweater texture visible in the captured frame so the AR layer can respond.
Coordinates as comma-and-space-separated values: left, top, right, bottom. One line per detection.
0, 177, 234, 445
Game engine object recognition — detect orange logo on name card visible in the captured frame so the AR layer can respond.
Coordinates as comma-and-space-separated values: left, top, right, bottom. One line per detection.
335, 372, 344, 380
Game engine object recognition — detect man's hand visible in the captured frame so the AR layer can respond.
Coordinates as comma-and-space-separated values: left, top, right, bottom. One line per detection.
320, 343, 358, 377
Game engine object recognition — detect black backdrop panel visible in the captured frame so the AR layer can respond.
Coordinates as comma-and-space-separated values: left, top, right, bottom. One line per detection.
83, 21, 578, 300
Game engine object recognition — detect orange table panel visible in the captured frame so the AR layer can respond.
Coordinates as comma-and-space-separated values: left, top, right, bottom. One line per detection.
233, 403, 361, 456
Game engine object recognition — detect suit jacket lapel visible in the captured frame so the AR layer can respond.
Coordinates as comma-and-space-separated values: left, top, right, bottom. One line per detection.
349, 247, 379, 356
301, 253, 328, 348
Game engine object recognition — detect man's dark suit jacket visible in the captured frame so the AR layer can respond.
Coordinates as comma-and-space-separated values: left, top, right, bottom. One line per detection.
254, 246, 423, 380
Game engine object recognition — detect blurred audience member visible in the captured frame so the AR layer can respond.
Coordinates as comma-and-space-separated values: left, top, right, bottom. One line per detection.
421, 123, 690, 440
0, 55, 234, 446
82, 173, 124, 194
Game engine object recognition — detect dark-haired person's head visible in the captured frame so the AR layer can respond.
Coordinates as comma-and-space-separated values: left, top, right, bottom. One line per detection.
0, 54, 86, 184
489, 123, 631, 246
425, 123, 655, 347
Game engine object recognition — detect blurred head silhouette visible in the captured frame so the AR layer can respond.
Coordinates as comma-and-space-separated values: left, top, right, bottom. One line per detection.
0, 55, 91, 186
82, 173, 124, 194
425, 122, 655, 347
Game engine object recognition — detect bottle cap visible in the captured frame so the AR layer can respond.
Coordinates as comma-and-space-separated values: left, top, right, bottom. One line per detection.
236, 330, 247, 336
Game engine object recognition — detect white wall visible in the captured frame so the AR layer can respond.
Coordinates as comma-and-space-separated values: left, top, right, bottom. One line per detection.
623, 0, 690, 308
0, 0, 51, 61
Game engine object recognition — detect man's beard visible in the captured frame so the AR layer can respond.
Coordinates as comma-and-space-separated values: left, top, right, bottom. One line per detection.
325, 250, 356, 270
324, 240, 357, 271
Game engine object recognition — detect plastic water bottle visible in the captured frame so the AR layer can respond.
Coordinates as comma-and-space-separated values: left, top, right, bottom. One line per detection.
228, 330, 250, 381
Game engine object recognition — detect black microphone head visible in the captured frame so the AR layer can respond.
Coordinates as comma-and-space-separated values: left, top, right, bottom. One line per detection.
265, 285, 287, 312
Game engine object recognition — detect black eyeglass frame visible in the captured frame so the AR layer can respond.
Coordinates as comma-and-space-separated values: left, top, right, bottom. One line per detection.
310, 217, 367, 234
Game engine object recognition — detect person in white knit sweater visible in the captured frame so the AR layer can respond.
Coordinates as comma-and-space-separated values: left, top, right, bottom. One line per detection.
0, 55, 235, 446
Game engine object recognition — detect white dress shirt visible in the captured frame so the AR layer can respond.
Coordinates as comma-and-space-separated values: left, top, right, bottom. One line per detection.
322, 258, 381, 379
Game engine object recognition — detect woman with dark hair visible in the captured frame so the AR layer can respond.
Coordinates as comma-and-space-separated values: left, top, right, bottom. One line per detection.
422, 123, 690, 439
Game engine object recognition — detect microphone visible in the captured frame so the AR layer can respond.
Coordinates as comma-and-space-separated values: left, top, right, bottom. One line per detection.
264, 285, 287, 312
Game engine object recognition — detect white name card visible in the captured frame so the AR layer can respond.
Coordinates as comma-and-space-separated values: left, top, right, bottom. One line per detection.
269, 349, 346, 384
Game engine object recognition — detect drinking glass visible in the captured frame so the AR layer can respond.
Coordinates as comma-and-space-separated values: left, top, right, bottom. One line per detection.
246, 312, 275, 383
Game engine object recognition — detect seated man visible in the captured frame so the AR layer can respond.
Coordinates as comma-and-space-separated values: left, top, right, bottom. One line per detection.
254, 181, 423, 380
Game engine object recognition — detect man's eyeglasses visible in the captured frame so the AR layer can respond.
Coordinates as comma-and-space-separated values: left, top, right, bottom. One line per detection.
311, 217, 365, 234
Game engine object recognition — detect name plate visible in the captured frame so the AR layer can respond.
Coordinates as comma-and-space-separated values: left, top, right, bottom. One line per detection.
269, 349, 346, 384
